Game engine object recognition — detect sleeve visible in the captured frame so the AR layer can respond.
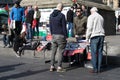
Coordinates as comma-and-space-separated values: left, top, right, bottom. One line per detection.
86, 16, 93, 41
10, 8, 14, 20
22, 8, 25, 22
73, 17, 76, 35
49, 16, 53, 34
33, 11, 36, 19
62, 14, 67, 38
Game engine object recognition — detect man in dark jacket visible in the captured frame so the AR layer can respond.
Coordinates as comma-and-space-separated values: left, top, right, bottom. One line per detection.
49, 3, 67, 72
66, 6, 74, 37
26, 5, 34, 40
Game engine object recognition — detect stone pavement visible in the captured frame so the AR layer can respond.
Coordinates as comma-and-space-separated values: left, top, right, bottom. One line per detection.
0, 34, 120, 80
0, 34, 120, 64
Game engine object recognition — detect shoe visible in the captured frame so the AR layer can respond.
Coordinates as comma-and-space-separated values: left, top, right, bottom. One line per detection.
89, 70, 97, 73
57, 68, 66, 72
50, 67, 56, 72
14, 52, 20, 58
3, 45, 6, 48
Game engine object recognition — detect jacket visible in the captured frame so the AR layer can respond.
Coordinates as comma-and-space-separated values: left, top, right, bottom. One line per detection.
73, 15, 87, 36
67, 9, 74, 23
49, 10, 67, 38
10, 6, 25, 22
86, 12, 105, 41
26, 9, 34, 24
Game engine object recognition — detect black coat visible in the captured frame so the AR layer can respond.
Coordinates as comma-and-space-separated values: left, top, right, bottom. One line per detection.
49, 10, 67, 38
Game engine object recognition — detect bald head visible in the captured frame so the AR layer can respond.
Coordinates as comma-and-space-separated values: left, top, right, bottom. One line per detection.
56, 3, 63, 11
90, 7, 98, 14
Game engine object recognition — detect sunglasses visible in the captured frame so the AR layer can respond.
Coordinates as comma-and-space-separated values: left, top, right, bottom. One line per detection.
76, 11, 80, 12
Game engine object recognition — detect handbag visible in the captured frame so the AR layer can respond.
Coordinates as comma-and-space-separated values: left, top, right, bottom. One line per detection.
10, 20, 16, 29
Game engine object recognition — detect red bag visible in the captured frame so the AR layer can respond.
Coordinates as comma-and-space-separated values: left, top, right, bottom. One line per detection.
32, 19, 37, 28
87, 52, 92, 60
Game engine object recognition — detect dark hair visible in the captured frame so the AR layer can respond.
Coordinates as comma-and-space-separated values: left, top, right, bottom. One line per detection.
15, 1, 20, 5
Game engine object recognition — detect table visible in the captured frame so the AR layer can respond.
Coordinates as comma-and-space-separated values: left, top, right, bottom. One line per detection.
63, 42, 88, 66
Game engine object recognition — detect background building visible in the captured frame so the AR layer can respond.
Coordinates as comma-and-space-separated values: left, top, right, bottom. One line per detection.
102, 0, 119, 9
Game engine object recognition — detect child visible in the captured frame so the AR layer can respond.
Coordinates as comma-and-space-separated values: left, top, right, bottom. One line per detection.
1, 24, 9, 48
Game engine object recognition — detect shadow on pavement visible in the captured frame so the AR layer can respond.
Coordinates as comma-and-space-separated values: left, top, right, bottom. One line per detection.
0, 63, 25, 73
0, 69, 49, 80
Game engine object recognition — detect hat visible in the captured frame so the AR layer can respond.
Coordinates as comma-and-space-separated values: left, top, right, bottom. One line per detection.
90, 7, 98, 12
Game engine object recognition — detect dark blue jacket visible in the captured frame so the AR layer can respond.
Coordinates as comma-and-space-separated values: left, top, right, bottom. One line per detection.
49, 10, 67, 38
10, 6, 25, 22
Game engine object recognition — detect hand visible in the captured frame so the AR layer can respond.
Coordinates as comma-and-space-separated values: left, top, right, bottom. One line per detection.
75, 35, 79, 37
85, 40, 90, 45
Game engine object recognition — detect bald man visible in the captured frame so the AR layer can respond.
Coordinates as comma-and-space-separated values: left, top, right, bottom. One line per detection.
86, 7, 105, 73
49, 3, 67, 72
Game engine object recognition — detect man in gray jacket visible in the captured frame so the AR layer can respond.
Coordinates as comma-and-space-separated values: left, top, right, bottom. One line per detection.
86, 7, 105, 73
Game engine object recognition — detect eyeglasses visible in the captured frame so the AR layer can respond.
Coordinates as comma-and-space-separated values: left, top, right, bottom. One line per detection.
76, 11, 80, 12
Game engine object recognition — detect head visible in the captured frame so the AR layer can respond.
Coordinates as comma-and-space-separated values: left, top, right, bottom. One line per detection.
81, 5, 86, 10
34, 6, 38, 11
14, 1, 20, 7
90, 7, 98, 14
70, 6, 74, 11
75, 8, 82, 17
2, 24, 6, 29
56, 3, 63, 11
27, 5, 32, 11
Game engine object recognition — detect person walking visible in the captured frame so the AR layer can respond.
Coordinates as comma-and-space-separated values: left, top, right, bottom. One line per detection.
86, 7, 105, 73
49, 3, 67, 72
73, 8, 87, 40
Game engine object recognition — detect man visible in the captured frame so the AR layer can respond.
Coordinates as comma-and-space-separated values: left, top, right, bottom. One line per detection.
86, 7, 105, 73
73, 8, 87, 40
10, 1, 25, 36
26, 5, 34, 40
33, 6, 41, 38
66, 6, 74, 37
49, 3, 67, 72
10, 1, 25, 57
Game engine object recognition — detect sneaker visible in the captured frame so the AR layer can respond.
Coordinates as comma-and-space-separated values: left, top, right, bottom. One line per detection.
50, 67, 56, 72
14, 52, 20, 58
57, 67, 66, 72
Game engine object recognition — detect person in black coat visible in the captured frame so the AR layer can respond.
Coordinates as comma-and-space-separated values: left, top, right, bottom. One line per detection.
49, 3, 68, 72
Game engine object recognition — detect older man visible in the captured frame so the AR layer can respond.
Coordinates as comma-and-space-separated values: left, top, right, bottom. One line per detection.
49, 3, 67, 72
86, 7, 105, 73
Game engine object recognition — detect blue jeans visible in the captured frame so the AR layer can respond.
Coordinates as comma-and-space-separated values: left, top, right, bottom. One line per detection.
67, 22, 73, 37
26, 23, 33, 40
90, 36, 104, 72
3, 35, 9, 46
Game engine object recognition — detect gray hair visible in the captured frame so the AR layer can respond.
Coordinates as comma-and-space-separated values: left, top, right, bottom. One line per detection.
90, 7, 98, 12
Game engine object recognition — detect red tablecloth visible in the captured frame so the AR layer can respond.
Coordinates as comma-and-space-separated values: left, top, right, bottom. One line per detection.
64, 48, 85, 56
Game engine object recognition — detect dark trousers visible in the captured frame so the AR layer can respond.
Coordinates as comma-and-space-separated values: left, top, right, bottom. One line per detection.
14, 21, 22, 36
